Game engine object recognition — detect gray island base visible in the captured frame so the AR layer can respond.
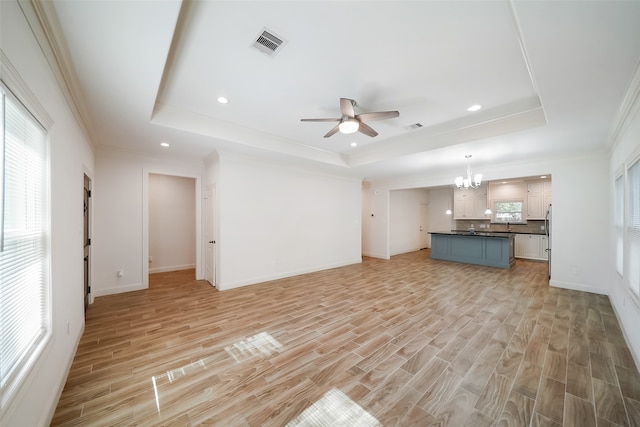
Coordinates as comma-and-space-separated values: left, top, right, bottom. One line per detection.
429, 231, 515, 268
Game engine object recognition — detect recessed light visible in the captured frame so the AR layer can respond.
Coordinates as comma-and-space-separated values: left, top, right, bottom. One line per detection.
467, 104, 482, 112
160, 142, 170, 147
502, 181, 508, 184
350, 142, 358, 147
217, 96, 229, 104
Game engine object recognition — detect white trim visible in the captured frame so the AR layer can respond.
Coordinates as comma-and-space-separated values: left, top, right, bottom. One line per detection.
218, 258, 362, 291
16, 0, 98, 147
93, 282, 146, 297
608, 292, 640, 371
0, 50, 53, 129
607, 57, 640, 152
362, 252, 390, 259
0, 52, 54, 420
149, 264, 196, 274
550, 279, 608, 296
41, 322, 84, 426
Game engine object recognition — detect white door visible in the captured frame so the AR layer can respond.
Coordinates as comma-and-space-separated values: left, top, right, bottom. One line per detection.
204, 185, 216, 287
420, 203, 429, 249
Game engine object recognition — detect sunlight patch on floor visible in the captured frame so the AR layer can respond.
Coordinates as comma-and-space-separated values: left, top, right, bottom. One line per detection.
225, 331, 283, 362
286, 388, 381, 427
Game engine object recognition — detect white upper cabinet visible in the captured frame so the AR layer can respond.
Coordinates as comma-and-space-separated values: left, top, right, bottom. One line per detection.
527, 180, 552, 219
453, 184, 489, 219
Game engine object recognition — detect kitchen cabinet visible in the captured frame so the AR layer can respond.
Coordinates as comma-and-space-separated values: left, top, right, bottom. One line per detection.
527, 181, 552, 219
453, 185, 489, 219
515, 234, 548, 260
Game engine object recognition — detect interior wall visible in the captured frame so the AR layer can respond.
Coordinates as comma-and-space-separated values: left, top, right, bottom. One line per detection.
148, 174, 196, 273
389, 188, 428, 256
215, 153, 362, 290
1, 1, 95, 425
93, 148, 204, 296
428, 187, 455, 242
608, 81, 640, 367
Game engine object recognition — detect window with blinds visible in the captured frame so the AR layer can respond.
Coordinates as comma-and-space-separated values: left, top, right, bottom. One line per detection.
628, 157, 640, 297
615, 173, 624, 276
0, 86, 50, 408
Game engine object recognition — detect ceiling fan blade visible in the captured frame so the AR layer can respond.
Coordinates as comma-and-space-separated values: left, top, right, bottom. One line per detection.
356, 111, 400, 122
300, 118, 341, 122
340, 98, 355, 117
358, 122, 378, 137
323, 124, 341, 138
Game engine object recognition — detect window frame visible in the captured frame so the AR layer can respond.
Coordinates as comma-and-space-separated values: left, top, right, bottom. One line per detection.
492, 199, 525, 224
614, 168, 625, 277
0, 57, 53, 416
626, 151, 640, 300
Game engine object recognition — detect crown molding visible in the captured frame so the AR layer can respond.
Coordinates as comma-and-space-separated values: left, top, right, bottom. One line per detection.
607, 58, 640, 153
18, 0, 99, 148
1, 50, 54, 130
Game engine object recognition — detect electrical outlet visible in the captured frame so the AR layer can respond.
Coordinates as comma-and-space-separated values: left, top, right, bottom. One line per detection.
117, 270, 124, 278
540, 225, 545, 230
148, 256, 153, 263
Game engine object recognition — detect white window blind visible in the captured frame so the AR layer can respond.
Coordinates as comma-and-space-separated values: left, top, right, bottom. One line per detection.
615, 174, 624, 276
0, 87, 50, 404
629, 158, 640, 297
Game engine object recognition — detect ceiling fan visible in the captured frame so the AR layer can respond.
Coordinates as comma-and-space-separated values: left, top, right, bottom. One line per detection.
301, 98, 399, 138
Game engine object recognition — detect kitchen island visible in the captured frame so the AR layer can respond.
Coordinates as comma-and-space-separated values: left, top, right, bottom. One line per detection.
429, 231, 515, 268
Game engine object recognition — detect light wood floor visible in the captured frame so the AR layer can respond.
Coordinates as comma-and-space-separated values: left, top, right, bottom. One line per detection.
52, 251, 640, 426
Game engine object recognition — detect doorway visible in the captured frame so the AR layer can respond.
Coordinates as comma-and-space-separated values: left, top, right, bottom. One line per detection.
204, 185, 216, 287
148, 174, 197, 277
83, 174, 91, 312
420, 202, 429, 249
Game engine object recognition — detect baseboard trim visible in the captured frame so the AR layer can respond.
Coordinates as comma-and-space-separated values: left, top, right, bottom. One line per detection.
93, 282, 146, 297
43, 322, 85, 426
149, 264, 195, 274
362, 252, 389, 259
218, 258, 363, 291
550, 279, 607, 295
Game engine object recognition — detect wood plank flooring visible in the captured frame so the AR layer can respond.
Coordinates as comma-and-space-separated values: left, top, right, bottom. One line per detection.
51, 250, 640, 426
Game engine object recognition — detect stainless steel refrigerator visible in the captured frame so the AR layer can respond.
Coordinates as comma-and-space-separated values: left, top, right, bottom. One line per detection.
545, 204, 552, 278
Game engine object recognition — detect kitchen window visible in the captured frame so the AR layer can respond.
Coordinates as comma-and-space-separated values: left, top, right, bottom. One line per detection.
0, 81, 51, 410
493, 201, 524, 223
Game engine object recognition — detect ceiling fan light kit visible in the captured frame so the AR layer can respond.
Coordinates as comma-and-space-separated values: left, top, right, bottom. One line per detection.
338, 119, 359, 134
301, 98, 399, 138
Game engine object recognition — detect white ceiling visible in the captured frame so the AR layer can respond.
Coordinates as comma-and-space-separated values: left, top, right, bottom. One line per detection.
47, 0, 640, 180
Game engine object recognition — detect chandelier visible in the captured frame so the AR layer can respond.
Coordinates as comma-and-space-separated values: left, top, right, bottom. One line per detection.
455, 154, 482, 189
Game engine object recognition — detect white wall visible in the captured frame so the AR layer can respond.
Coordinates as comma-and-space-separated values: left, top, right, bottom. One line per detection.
149, 174, 196, 273
608, 77, 640, 367
92, 148, 203, 296
209, 153, 362, 290
1, 1, 95, 425
389, 189, 428, 255
428, 187, 455, 239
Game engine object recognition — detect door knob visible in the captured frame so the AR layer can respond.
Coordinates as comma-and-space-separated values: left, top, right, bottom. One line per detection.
209, 241, 215, 244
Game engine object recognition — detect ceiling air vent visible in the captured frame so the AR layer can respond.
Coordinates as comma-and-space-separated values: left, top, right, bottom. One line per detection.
252, 28, 287, 57
404, 123, 423, 131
